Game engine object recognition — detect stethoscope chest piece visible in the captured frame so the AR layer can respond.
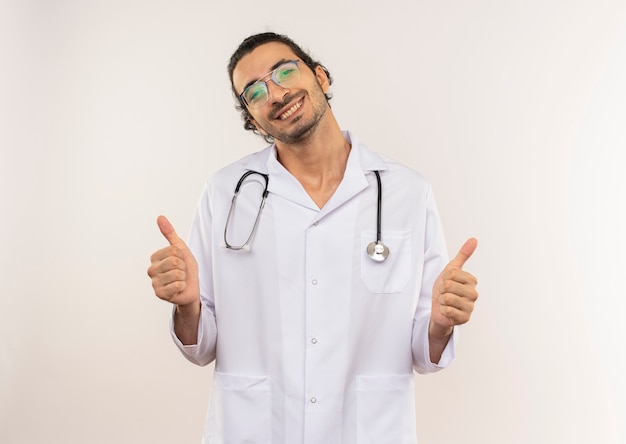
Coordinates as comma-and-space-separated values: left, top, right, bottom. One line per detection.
367, 240, 389, 262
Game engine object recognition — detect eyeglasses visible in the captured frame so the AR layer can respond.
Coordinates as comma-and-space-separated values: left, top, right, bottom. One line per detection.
239, 60, 301, 110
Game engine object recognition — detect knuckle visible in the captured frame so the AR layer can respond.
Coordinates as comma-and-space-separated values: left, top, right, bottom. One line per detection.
470, 289, 479, 301
173, 269, 186, 281
152, 279, 167, 294
441, 305, 455, 317
448, 268, 461, 281
161, 256, 182, 272
171, 281, 186, 293
154, 285, 171, 300
175, 257, 187, 270
170, 246, 183, 258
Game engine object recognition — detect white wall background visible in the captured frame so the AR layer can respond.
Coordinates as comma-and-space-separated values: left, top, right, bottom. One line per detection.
1, 0, 625, 443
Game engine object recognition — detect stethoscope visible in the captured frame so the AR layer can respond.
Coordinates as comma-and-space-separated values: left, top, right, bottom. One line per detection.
223, 170, 389, 262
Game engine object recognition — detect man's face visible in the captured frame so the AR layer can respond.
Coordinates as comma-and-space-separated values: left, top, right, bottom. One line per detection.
232, 42, 330, 145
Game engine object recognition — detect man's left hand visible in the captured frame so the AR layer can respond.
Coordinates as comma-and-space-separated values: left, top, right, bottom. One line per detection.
430, 238, 479, 338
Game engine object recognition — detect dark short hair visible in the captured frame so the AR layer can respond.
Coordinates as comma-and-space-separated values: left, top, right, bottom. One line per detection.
228, 32, 333, 143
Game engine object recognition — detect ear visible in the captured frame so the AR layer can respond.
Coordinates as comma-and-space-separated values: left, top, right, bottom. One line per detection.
314, 65, 330, 94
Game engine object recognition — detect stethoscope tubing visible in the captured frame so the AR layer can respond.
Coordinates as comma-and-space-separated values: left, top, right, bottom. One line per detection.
223, 169, 388, 261
223, 171, 269, 250
373, 170, 382, 244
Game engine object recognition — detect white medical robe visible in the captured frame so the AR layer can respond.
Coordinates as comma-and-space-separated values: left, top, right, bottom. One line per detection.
171, 131, 455, 444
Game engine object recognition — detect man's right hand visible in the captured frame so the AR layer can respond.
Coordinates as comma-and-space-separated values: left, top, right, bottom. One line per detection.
147, 215, 200, 308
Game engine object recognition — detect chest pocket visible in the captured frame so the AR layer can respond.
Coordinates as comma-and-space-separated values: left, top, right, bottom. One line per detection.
360, 230, 411, 294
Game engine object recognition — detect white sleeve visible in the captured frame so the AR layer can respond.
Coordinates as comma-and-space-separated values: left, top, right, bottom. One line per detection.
411, 184, 457, 374
169, 304, 217, 366
169, 181, 218, 366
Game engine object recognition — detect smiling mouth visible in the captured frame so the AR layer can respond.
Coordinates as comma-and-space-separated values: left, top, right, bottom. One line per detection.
278, 99, 303, 120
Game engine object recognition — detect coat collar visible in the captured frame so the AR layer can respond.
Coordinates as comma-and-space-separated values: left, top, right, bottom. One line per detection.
241, 131, 387, 213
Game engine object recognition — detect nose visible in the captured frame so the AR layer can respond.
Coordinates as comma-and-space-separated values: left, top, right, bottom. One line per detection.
266, 79, 289, 103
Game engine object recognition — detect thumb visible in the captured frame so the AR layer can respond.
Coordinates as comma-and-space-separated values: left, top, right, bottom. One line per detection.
447, 237, 478, 269
157, 215, 184, 246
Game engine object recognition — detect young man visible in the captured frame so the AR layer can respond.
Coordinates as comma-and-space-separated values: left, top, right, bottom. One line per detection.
148, 32, 478, 444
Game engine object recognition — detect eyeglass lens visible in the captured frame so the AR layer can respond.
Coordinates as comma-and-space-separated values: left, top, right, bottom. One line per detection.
242, 61, 300, 109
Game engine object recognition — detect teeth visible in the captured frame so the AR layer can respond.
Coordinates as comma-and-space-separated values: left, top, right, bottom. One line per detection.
280, 100, 302, 120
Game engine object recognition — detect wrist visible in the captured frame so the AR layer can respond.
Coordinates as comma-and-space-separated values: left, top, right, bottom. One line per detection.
175, 300, 201, 318
428, 321, 453, 340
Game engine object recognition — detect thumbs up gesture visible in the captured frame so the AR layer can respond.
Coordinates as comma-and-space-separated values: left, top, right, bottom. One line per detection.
430, 238, 479, 337
147, 216, 200, 308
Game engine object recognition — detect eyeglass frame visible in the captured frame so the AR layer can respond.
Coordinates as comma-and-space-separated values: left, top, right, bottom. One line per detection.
238, 60, 302, 110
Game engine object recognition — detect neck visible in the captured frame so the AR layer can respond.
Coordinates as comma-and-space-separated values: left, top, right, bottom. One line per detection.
274, 113, 350, 208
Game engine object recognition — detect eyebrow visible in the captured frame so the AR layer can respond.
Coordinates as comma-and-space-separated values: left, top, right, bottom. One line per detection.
242, 58, 291, 92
